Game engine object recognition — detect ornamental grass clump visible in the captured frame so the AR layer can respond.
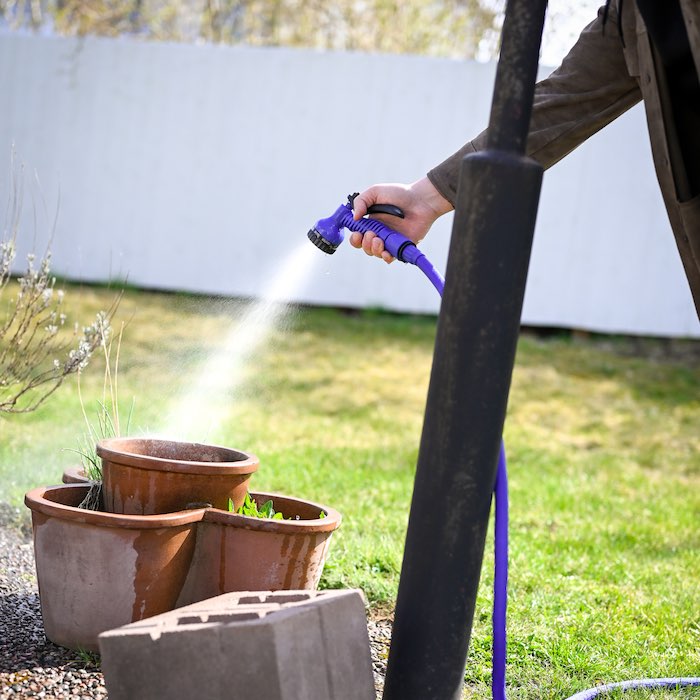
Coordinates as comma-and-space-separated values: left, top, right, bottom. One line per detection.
72, 323, 133, 510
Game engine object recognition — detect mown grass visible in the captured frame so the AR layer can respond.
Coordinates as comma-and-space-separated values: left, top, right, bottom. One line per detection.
1, 284, 699, 699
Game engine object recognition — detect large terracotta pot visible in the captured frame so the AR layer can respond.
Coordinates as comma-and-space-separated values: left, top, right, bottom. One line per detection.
96, 437, 259, 515
24, 483, 206, 652
177, 492, 341, 606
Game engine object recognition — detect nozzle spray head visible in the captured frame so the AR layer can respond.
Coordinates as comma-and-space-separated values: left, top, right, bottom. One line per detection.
307, 210, 346, 255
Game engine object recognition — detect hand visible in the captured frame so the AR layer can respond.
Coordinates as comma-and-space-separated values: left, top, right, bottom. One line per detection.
350, 177, 453, 263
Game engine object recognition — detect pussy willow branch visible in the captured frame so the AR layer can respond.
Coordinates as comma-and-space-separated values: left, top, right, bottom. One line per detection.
0, 164, 119, 414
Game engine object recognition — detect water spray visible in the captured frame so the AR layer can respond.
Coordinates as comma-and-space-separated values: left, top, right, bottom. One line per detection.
307, 195, 700, 699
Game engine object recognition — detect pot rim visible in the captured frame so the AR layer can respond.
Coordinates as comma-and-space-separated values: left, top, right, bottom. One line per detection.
202, 491, 341, 534
62, 466, 92, 484
25, 484, 207, 529
96, 437, 259, 475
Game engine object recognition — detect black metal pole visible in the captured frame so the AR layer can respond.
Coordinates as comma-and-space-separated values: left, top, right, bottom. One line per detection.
382, 1, 548, 698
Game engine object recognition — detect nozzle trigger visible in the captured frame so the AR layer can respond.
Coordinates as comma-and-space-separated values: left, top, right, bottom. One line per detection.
367, 203, 405, 219
347, 193, 405, 219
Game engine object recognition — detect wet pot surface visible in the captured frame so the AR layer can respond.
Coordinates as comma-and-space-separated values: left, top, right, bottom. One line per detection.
25, 484, 204, 652
97, 437, 259, 515
177, 492, 341, 605
25, 482, 342, 652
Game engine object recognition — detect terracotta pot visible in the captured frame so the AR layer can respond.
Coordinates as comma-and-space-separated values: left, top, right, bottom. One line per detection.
96, 437, 259, 515
177, 491, 341, 606
61, 466, 90, 484
24, 483, 205, 652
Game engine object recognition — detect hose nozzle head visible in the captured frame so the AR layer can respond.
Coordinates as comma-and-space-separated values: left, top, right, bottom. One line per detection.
307, 204, 349, 255
307, 227, 339, 254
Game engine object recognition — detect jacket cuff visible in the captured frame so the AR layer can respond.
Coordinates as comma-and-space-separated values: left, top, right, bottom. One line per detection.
426, 136, 484, 206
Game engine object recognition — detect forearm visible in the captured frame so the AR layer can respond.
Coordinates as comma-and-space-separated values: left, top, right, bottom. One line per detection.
428, 3, 642, 206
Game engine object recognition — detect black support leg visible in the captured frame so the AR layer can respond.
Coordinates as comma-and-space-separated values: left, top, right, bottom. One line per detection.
382, 1, 548, 698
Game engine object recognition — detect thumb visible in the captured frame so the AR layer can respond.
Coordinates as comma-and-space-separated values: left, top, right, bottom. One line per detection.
352, 190, 374, 220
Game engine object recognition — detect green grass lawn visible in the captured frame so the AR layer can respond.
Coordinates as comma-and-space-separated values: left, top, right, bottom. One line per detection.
1, 284, 699, 699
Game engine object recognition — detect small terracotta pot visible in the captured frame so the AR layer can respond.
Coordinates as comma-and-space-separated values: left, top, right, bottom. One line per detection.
177, 492, 341, 606
62, 466, 90, 484
24, 483, 205, 652
96, 437, 259, 515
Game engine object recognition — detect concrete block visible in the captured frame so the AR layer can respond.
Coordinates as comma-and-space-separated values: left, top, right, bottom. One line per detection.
98, 589, 375, 700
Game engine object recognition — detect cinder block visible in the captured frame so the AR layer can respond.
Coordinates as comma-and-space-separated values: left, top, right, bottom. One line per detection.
98, 589, 375, 700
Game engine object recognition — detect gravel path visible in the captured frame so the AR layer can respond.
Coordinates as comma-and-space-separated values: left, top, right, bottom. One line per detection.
0, 505, 392, 699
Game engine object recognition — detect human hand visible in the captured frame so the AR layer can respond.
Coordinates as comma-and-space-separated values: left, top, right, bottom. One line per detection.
350, 177, 453, 263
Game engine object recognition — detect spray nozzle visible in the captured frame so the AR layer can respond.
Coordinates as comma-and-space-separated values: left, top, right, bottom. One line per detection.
307, 205, 347, 255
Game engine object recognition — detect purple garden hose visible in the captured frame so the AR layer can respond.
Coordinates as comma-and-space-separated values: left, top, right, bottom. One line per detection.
424, 266, 700, 700
568, 678, 700, 699
308, 198, 700, 699
493, 443, 509, 700
412, 251, 445, 296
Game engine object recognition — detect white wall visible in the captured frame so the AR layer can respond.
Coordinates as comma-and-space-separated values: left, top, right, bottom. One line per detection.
1, 32, 698, 338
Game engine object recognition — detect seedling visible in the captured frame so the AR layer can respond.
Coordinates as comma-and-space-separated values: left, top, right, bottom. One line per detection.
229, 492, 284, 519
228, 492, 327, 520
74, 647, 101, 669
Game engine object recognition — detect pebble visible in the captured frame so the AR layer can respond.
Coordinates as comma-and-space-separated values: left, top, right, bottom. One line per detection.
0, 503, 392, 699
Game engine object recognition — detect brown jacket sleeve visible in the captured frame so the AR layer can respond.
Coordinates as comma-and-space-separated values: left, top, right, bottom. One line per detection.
427, 4, 643, 205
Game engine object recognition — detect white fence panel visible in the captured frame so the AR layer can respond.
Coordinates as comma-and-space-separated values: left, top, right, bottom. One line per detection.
0, 32, 697, 337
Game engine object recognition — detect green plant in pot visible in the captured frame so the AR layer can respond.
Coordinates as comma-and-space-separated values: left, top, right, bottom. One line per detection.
63, 323, 132, 509
230, 491, 328, 520
61, 321, 260, 518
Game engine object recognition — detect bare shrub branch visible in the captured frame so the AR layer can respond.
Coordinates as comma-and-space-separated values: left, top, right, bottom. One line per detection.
0, 161, 116, 414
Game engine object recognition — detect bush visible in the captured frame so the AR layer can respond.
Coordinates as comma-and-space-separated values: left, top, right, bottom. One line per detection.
0, 168, 113, 414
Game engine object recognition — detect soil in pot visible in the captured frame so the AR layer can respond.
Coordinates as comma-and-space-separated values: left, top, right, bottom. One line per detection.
24, 483, 206, 652
177, 491, 341, 606
97, 437, 259, 515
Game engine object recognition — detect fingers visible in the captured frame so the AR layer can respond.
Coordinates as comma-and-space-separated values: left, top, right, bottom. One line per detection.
361, 231, 379, 256
348, 230, 394, 263
350, 184, 406, 263
348, 228, 380, 256
349, 230, 377, 253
